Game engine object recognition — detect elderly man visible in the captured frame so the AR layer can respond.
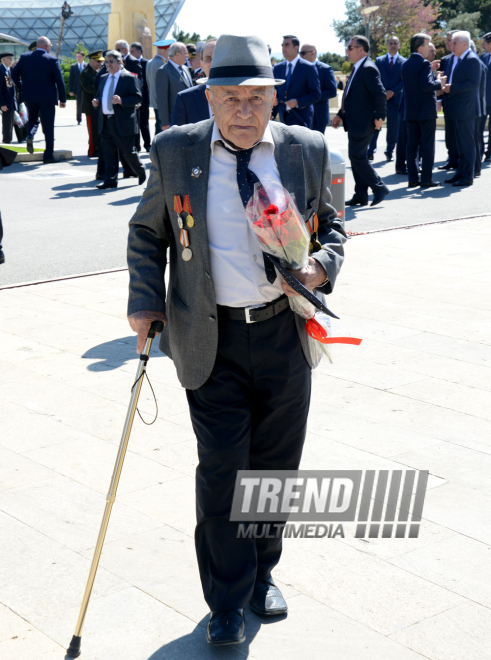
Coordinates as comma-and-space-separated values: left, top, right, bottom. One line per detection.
156, 41, 192, 131
299, 43, 337, 133
92, 50, 145, 189
114, 39, 142, 80
127, 33, 346, 646
146, 38, 174, 136
0, 51, 16, 144
443, 30, 482, 186
438, 30, 460, 170
11, 36, 66, 162
171, 39, 216, 125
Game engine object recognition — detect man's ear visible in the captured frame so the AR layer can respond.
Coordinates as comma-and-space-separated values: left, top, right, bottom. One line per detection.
205, 87, 213, 110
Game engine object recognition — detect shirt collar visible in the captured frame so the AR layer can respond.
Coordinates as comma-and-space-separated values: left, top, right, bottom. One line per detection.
108, 68, 121, 80
353, 55, 367, 72
456, 49, 470, 61
287, 54, 300, 69
210, 121, 275, 155
169, 58, 181, 71
36, 48, 46, 52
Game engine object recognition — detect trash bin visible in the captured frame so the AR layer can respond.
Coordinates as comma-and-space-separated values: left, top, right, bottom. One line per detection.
329, 148, 345, 224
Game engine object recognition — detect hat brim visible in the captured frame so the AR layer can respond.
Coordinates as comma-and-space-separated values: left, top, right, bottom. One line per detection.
197, 76, 285, 86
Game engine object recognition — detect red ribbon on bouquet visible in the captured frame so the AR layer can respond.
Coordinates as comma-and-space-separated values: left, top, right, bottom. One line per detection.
306, 318, 362, 345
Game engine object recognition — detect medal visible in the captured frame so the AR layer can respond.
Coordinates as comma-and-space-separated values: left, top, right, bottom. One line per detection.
174, 194, 194, 260
191, 166, 202, 178
182, 247, 192, 261
186, 215, 194, 228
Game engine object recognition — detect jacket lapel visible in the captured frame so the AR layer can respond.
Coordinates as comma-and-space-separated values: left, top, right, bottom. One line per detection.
270, 122, 306, 214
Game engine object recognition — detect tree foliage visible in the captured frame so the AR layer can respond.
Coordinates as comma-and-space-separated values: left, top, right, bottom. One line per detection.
172, 29, 215, 44
318, 51, 347, 70
438, 0, 491, 34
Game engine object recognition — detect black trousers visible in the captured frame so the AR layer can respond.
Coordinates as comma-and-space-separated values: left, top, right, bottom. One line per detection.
368, 102, 399, 157
453, 118, 476, 181
444, 115, 459, 166
2, 109, 14, 143
136, 103, 151, 150
26, 102, 55, 160
348, 129, 386, 199
99, 117, 143, 184
395, 112, 407, 170
186, 306, 311, 611
75, 92, 82, 123
406, 118, 436, 184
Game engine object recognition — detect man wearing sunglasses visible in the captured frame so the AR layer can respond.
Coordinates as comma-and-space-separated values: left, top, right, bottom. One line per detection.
332, 35, 388, 207
300, 43, 337, 133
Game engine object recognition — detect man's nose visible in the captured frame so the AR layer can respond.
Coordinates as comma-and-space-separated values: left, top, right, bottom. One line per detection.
237, 99, 253, 117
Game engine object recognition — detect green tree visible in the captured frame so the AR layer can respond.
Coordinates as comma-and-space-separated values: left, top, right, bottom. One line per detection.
332, 0, 365, 47
438, 0, 491, 34
172, 29, 216, 44
318, 52, 347, 70
447, 11, 482, 40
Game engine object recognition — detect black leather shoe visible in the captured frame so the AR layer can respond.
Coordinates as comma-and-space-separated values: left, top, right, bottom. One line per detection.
453, 179, 473, 187
367, 153, 374, 161
0, 250, 5, 265
346, 196, 368, 206
408, 180, 420, 188
371, 184, 389, 206
43, 158, 61, 164
420, 181, 441, 188
207, 609, 245, 646
26, 137, 34, 154
445, 175, 460, 184
95, 175, 104, 181
395, 169, 407, 175
138, 169, 146, 185
484, 155, 491, 162
96, 181, 118, 189
438, 162, 457, 170
474, 171, 481, 178
123, 173, 138, 179
250, 579, 288, 617
385, 153, 393, 162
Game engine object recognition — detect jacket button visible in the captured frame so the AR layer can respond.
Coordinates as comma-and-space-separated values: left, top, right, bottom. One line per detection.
209, 315, 216, 321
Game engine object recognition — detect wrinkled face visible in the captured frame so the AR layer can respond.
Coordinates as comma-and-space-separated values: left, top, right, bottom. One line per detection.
206, 85, 276, 149
452, 37, 468, 57
2, 55, 13, 67
105, 56, 121, 74
201, 43, 215, 78
171, 46, 187, 66
387, 37, 399, 55
282, 38, 298, 62
115, 43, 128, 57
90, 58, 101, 70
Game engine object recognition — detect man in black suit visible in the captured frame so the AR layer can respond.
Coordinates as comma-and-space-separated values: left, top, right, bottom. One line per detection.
299, 43, 337, 133
11, 35, 66, 163
332, 35, 388, 207
443, 31, 482, 187
130, 41, 151, 152
438, 30, 459, 170
115, 40, 143, 81
93, 50, 145, 189
480, 33, 491, 161
473, 40, 487, 176
272, 35, 321, 128
0, 52, 16, 143
401, 33, 446, 189
68, 51, 86, 124
171, 39, 216, 126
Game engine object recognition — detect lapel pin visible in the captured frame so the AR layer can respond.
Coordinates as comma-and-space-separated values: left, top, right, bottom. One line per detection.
191, 166, 202, 178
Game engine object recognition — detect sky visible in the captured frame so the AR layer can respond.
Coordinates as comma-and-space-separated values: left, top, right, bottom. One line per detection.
174, 0, 348, 57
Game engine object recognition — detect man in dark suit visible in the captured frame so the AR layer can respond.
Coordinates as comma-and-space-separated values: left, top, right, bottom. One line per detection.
115, 40, 143, 81
273, 34, 321, 128
68, 51, 86, 124
156, 42, 192, 131
11, 36, 66, 163
93, 50, 145, 189
368, 36, 406, 161
171, 39, 216, 126
130, 41, 151, 152
438, 30, 460, 170
480, 33, 491, 161
443, 31, 482, 186
332, 35, 388, 207
401, 33, 446, 188
80, 50, 103, 165
474, 40, 487, 176
0, 52, 16, 143
299, 43, 337, 133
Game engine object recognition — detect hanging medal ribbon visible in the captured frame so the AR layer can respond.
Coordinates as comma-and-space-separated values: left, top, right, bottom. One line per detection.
174, 195, 193, 260
305, 210, 319, 236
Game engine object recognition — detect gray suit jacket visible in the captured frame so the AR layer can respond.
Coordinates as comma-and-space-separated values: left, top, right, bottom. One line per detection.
146, 54, 166, 109
156, 61, 192, 126
127, 119, 346, 390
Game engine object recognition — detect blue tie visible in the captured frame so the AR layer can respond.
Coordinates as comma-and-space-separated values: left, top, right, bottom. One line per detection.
285, 62, 293, 88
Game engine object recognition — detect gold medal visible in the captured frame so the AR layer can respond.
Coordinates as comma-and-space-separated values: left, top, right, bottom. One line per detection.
182, 247, 192, 261
186, 215, 194, 228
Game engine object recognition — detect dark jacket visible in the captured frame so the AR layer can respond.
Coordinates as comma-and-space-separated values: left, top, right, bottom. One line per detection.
312, 60, 337, 132
11, 49, 66, 106
445, 50, 482, 121
480, 52, 491, 107
337, 56, 386, 137
139, 57, 149, 106
273, 58, 321, 128
171, 84, 210, 126
374, 52, 406, 107
95, 69, 142, 136
79, 63, 98, 115
123, 53, 143, 81
0, 62, 16, 110
401, 53, 441, 121
68, 62, 85, 95
478, 58, 487, 117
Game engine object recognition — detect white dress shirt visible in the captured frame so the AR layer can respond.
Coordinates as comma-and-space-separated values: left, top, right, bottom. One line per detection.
102, 69, 121, 115
286, 54, 301, 75
207, 121, 286, 307
345, 55, 368, 96
169, 58, 192, 86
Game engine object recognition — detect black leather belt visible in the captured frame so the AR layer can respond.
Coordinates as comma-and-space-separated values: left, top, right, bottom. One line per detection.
217, 295, 289, 323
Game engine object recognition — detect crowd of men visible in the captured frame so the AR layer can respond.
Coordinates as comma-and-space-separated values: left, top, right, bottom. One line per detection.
1, 29, 491, 197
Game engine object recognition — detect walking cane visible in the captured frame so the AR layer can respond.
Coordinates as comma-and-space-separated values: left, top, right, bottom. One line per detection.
66, 320, 164, 658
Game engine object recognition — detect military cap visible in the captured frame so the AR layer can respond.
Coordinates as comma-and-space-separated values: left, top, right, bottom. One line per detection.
0, 52, 14, 59
88, 50, 104, 61
186, 43, 197, 58
29, 41, 37, 51
153, 39, 175, 48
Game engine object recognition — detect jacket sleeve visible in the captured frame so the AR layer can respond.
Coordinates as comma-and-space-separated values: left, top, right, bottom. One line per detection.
10, 59, 22, 90
418, 60, 442, 93
364, 65, 386, 119
156, 68, 171, 125
296, 63, 321, 108
80, 69, 94, 95
171, 91, 187, 126
120, 75, 142, 107
391, 60, 405, 95
450, 58, 481, 95
311, 133, 347, 295
54, 59, 67, 103
319, 65, 337, 101
127, 139, 173, 315
69, 65, 75, 93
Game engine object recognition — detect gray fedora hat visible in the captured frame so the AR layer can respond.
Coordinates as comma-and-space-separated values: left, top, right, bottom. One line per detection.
197, 34, 284, 86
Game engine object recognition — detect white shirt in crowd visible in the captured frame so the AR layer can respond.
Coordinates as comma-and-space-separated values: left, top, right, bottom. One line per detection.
207, 121, 285, 307
345, 55, 368, 96
102, 68, 121, 115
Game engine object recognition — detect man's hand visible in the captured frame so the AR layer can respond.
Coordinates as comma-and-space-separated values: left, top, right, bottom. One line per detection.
0, 105, 7, 112
60, 103, 66, 108
331, 115, 342, 129
92, 99, 100, 107
444, 83, 451, 94
437, 100, 443, 112
128, 311, 167, 354
161, 124, 170, 131
285, 99, 298, 109
386, 90, 394, 100
374, 118, 383, 130
69, 92, 74, 96
281, 257, 327, 297
112, 94, 122, 105
431, 60, 440, 72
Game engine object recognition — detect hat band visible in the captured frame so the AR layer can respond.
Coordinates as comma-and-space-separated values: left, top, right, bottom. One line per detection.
208, 64, 274, 80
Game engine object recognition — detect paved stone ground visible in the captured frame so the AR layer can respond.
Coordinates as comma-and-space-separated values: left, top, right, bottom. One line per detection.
1, 101, 490, 286
1, 215, 490, 659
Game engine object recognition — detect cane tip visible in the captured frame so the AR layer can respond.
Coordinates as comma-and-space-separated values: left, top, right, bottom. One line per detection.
66, 634, 82, 657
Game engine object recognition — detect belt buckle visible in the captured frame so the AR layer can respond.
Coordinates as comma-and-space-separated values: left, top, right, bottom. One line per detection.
245, 307, 257, 324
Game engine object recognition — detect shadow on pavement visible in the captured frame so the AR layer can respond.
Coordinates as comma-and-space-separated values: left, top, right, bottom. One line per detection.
109, 196, 142, 205
82, 335, 163, 370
